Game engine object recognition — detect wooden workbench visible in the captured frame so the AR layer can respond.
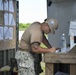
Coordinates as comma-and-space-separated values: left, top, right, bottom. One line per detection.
44, 45, 76, 75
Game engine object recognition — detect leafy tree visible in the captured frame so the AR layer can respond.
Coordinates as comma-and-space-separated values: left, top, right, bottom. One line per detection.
19, 23, 31, 31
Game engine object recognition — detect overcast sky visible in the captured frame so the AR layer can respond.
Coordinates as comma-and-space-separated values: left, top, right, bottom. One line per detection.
19, 0, 47, 23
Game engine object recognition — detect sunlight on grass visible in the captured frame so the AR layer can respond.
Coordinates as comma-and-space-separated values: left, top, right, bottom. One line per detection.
40, 43, 47, 48
40, 62, 45, 75
40, 43, 46, 75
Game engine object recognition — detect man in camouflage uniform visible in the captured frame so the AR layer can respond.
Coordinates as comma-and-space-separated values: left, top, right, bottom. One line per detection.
15, 18, 59, 75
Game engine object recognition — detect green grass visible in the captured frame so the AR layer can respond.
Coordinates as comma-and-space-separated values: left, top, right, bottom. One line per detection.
19, 23, 30, 31
40, 62, 45, 75
40, 43, 47, 48
19, 28, 26, 31
40, 43, 46, 75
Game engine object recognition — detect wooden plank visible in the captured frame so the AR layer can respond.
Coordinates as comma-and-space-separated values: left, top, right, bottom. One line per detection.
45, 63, 54, 75
69, 45, 76, 53
44, 46, 76, 74
70, 64, 76, 75
44, 53, 76, 59
45, 58, 76, 64
44, 53, 76, 63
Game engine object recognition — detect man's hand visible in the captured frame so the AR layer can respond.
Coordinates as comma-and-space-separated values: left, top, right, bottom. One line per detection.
56, 48, 61, 50
49, 47, 56, 53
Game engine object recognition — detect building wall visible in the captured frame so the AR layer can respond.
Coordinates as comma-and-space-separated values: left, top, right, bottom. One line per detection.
47, 0, 76, 48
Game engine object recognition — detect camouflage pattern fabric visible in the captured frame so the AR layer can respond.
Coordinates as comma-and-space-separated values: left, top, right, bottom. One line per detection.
15, 50, 35, 75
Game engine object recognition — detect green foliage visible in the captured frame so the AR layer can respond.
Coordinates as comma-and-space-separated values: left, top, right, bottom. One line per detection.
40, 62, 45, 75
40, 43, 47, 48
19, 23, 31, 31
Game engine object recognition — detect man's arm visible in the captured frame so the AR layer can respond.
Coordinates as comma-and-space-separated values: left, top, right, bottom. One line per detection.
42, 35, 61, 50
31, 42, 56, 53
42, 34, 52, 48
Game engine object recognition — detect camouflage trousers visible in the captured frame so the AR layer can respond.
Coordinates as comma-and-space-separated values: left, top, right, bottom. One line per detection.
15, 50, 35, 75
